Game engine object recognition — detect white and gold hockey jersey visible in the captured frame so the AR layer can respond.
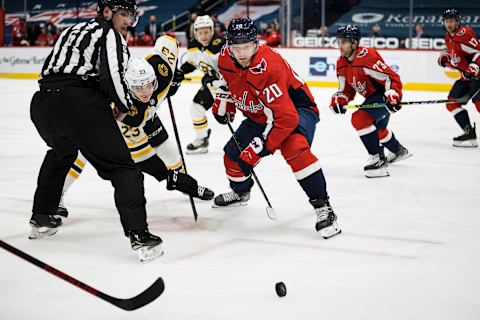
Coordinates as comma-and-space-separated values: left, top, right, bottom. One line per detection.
119, 35, 180, 164
180, 34, 225, 75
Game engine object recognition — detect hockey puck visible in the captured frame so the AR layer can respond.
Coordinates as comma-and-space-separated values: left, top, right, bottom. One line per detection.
275, 282, 287, 297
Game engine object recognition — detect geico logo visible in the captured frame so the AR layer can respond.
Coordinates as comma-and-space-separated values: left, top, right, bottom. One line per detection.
405, 38, 446, 50
293, 37, 399, 49
359, 37, 399, 49
292, 37, 338, 48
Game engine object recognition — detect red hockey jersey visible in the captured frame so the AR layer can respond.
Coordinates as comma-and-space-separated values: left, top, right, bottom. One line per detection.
336, 46, 402, 101
218, 44, 317, 153
444, 26, 480, 74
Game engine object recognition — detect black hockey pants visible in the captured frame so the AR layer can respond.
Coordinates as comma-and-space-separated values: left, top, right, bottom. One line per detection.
30, 75, 148, 232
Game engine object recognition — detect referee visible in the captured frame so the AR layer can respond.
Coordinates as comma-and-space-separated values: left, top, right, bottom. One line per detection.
29, 0, 162, 260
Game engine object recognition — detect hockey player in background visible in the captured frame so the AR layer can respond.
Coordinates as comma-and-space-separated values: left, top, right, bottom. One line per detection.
330, 25, 411, 178
438, 8, 480, 147
179, 15, 225, 154
211, 18, 341, 238
57, 37, 215, 240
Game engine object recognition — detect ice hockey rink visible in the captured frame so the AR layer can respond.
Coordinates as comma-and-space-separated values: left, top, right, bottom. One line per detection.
0, 79, 479, 320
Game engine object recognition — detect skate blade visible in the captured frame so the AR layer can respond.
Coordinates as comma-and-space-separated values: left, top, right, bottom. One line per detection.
185, 148, 208, 155
29, 226, 58, 239
266, 207, 278, 221
365, 167, 389, 178
387, 152, 413, 164
320, 222, 342, 239
136, 244, 164, 262
212, 201, 249, 208
452, 140, 478, 147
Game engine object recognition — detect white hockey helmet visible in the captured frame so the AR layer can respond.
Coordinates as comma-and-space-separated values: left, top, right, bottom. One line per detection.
124, 57, 157, 101
194, 15, 214, 31
194, 15, 214, 43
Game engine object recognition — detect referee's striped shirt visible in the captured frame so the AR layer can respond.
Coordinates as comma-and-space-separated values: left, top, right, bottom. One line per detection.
41, 17, 132, 113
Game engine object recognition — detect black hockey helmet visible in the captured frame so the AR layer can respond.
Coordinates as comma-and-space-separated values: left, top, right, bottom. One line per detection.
336, 25, 361, 41
226, 17, 258, 45
442, 8, 460, 21
97, 0, 138, 26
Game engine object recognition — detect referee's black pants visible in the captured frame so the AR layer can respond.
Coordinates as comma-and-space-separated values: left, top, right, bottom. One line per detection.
30, 76, 148, 233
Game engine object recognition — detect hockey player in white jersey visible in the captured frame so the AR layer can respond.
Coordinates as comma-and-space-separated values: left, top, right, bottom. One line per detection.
179, 15, 226, 154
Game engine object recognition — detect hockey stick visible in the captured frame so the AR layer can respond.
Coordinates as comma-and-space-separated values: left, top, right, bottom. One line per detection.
346, 99, 456, 109
347, 89, 480, 109
226, 120, 277, 221
166, 96, 198, 222
0, 239, 164, 311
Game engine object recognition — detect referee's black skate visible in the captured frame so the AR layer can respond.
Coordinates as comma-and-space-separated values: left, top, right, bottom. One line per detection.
453, 124, 478, 147
29, 214, 63, 239
213, 190, 250, 207
186, 129, 211, 154
129, 230, 164, 262
310, 198, 341, 239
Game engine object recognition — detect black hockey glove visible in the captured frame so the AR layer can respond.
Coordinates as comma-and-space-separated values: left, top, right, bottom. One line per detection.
167, 68, 185, 97
201, 70, 219, 88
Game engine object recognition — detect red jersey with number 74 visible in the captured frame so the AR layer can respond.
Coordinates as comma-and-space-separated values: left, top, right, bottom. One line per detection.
218, 44, 318, 153
336, 46, 402, 101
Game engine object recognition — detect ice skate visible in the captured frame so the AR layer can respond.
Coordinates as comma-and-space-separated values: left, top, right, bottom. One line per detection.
55, 193, 69, 218
453, 124, 478, 147
186, 129, 211, 154
129, 230, 164, 262
364, 153, 389, 178
387, 143, 413, 163
310, 198, 341, 239
196, 186, 215, 201
29, 214, 63, 239
212, 190, 250, 207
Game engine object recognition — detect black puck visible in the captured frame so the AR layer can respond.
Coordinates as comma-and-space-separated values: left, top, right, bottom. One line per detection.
275, 282, 287, 297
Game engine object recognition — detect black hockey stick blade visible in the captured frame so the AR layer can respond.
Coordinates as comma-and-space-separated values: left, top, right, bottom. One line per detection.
0, 239, 164, 311
100, 277, 165, 311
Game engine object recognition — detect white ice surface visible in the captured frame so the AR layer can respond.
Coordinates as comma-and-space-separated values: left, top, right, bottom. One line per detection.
0, 79, 479, 320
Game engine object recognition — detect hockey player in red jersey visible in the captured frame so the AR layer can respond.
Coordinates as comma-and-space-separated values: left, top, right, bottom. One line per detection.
211, 18, 341, 238
330, 25, 411, 178
438, 8, 480, 147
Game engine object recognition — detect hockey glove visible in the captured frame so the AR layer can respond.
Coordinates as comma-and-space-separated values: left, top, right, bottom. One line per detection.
384, 89, 402, 113
240, 137, 270, 167
167, 68, 185, 97
464, 63, 480, 80
330, 92, 348, 114
437, 51, 451, 68
201, 70, 219, 88
212, 98, 236, 124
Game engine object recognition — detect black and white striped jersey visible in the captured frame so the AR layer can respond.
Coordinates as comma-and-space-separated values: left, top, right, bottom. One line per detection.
41, 17, 132, 113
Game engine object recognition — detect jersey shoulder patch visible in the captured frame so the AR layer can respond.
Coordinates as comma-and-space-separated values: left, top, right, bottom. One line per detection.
146, 54, 172, 77
249, 58, 268, 74
208, 35, 225, 53
356, 47, 369, 59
